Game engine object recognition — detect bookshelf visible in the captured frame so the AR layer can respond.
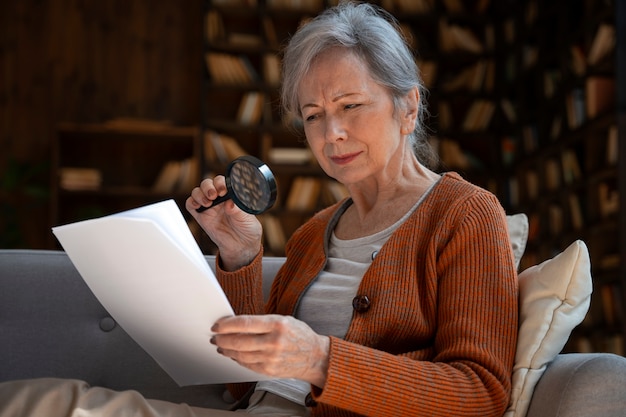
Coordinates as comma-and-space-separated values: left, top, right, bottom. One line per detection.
496, 0, 625, 355
201, 0, 512, 255
201, 0, 347, 255
51, 120, 202, 247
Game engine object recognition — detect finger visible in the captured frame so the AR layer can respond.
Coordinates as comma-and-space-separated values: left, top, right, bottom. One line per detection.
212, 315, 285, 335
214, 332, 275, 353
202, 175, 227, 198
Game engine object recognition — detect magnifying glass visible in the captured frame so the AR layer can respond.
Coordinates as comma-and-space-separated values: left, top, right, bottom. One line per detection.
196, 155, 277, 215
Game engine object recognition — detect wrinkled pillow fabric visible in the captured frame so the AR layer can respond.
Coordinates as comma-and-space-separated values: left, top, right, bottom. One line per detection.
506, 213, 529, 269
504, 240, 592, 417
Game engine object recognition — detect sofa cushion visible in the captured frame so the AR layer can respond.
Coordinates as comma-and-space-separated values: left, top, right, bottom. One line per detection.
504, 240, 592, 417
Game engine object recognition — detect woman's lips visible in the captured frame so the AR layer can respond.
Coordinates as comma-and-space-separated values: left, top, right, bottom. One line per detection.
330, 152, 360, 165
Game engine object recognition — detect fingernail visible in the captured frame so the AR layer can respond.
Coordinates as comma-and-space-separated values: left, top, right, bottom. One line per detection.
210, 336, 216, 345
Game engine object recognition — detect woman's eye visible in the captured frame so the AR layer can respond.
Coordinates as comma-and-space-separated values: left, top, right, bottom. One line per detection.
344, 103, 360, 110
305, 114, 318, 122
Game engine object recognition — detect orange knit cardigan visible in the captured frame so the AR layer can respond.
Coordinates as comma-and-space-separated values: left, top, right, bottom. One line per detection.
217, 172, 519, 417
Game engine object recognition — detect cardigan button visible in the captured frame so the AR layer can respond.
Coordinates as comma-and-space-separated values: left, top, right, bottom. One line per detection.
304, 393, 317, 407
352, 295, 371, 313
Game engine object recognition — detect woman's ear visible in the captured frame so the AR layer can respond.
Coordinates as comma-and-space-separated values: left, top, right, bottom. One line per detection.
400, 87, 419, 135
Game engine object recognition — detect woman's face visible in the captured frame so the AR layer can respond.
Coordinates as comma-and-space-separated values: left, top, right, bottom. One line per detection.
297, 48, 415, 188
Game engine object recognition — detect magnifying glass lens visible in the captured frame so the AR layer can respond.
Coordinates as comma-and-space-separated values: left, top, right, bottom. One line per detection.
196, 155, 276, 215
230, 160, 271, 212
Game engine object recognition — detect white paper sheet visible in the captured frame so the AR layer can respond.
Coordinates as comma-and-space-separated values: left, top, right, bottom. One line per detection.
52, 199, 269, 386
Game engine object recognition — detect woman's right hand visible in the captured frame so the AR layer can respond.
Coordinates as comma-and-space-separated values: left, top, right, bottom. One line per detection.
186, 175, 262, 271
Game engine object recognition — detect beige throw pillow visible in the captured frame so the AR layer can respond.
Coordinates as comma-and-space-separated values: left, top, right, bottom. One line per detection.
504, 240, 592, 417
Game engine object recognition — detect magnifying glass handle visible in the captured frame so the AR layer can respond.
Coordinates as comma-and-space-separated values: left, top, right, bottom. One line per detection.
196, 193, 231, 213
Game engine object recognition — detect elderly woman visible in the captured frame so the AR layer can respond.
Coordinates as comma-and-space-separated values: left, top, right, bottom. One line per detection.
0, 2, 517, 417
187, 2, 518, 417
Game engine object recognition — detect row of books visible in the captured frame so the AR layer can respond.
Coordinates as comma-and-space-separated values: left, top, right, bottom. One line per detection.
60, 158, 199, 195
152, 159, 199, 194
204, 52, 281, 87
570, 22, 616, 75
440, 60, 495, 93
438, 99, 495, 132
59, 167, 102, 191
204, 129, 315, 166
438, 20, 494, 54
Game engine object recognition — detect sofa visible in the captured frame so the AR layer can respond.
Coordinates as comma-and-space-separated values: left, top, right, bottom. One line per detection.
1, 249, 626, 416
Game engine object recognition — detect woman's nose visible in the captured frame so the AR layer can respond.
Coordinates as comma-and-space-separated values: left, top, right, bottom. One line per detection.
324, 115, 346, 142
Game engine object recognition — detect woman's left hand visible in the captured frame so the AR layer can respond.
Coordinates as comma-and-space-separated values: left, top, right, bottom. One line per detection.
211, 315, 330, 388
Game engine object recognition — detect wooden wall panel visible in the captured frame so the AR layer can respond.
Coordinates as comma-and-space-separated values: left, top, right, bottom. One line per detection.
0, 0, 203, 248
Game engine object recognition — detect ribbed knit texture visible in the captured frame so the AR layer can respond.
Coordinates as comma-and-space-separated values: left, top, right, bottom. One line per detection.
218, 172, 518, 417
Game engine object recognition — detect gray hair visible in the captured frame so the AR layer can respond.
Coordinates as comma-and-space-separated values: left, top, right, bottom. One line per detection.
280, 1, 436, 168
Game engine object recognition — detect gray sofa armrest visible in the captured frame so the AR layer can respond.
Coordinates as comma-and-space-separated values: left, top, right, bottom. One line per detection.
526, 353, 626, 417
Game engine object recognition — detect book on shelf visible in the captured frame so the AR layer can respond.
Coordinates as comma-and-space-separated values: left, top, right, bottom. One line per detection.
525, 169, 538, 201
441, 0, 464, 13
565, 88, 586, 130
585, 76, 615, 119
500, 99, 517, 123
522, 45, 538, 70
607, 125, 618, 165
438, 139, 484, 170
417, 59, 437, 88
461, 100, 495, 131
441, 60, 493, 93
268, 147, 314, 165
237, 92, 265, 125
549, 116, 563, 140
568, 193, 584, 230
437, 102, 453, 131
561, 149, 582, 184
322, 180, 350, 205
587, 23, 615, 66
599, 253, 620, 271
439, 20, 484, 54
286, 176, 322, 211
152, 158, 199, 194
500, 136, 516, 167
59, 167, 102, 191
205, 53, 258, 85
262, 16, 278, 46
203, 130, 248, 164
570, 45, 586, 76
522, 124, 539, 154
548, 204, 564, 236
228, 32, 263, 47
259, 214, 286, 255
600, 283, 622, 328
505, 176, 519, 207
262, 54, 282, 86
598, 182, 619, 218
543, 69, 561, 99
205, 10, 224, 42
544, 158, 561, 190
